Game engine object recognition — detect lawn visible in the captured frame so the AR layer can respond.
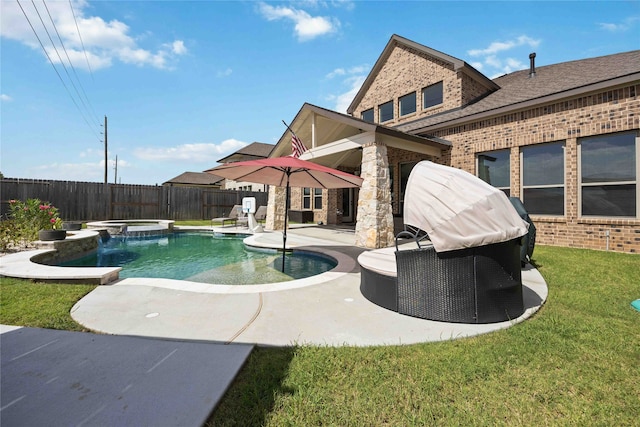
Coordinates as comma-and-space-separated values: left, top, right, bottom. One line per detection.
1, 245, 638, 425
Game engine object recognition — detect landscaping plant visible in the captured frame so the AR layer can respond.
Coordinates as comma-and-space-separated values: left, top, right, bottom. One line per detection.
5, 198, 63, 246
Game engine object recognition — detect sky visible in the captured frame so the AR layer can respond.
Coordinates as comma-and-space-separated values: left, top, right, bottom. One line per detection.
1, 1, 639, 185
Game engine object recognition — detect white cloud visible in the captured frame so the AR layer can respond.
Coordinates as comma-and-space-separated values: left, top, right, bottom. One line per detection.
217, 68, 233, 78
323, 64, 369, 113
30, 161, 104, 181
467, 35, 541, 77
257, 2, 338, 41
134, 140, 248, 162
1, 94, 13, 102
0, 0, 187, 71
468, 35, 540, 57
598, 16, 639, 32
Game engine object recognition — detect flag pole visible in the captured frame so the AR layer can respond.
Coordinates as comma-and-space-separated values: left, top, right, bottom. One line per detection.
282, 120, 299, 139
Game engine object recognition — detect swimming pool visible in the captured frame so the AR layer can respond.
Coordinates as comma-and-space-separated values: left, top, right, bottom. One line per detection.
61, 233, 337, 285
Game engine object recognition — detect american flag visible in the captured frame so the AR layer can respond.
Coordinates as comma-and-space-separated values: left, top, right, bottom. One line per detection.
291, 133, 307, 158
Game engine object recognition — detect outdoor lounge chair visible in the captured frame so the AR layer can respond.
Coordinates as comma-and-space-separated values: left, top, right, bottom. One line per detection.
394, 231, 524, 323
236, 205, 267, 228
212, 205, 244, 227
359, 161, 529, 324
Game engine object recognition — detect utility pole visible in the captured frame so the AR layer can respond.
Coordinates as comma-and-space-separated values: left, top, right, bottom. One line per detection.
104, 115, 108, 184
114, 155, 118, 184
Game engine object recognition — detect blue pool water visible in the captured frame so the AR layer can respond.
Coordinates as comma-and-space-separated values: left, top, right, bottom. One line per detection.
61, 233, 337, 285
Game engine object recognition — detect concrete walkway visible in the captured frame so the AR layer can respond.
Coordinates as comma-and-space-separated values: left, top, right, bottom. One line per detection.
71, 225, 548, 347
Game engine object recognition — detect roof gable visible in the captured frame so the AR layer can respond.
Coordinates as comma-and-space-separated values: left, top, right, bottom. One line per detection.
347, 34, 498, 115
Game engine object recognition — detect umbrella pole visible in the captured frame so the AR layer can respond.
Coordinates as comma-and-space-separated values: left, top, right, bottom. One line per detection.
282, 173, 290, 272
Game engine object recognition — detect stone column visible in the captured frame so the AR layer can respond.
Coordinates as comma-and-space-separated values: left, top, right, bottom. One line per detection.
355, 142, 395, 248
265, 185, 286, 231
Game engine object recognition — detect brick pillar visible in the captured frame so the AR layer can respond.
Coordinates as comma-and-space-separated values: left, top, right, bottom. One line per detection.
265, 185, 286, 231
355, 142, 394, 248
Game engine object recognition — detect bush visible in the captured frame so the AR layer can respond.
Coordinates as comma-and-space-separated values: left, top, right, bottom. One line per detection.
6, 198, 63, 244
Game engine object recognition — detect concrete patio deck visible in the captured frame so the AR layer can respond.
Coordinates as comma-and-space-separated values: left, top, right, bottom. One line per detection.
69, 225, 548, 347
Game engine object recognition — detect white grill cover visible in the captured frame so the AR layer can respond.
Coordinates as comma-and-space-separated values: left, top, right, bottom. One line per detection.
403, 161, 528, 253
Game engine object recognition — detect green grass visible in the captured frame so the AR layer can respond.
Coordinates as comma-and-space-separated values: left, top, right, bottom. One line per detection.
0, 278, 96, 331
207, 246, 640, 425
1, 246, 638, 424
175, 220, 214, 226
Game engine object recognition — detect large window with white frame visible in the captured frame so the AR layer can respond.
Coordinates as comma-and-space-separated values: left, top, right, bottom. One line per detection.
477, 149, 510, 196
399, 92, 416, 116
522, 142, 565, 215
579, 131, 637, 217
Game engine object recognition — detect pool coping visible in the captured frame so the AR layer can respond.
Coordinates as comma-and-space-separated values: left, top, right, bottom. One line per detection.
0, 230, 122, 285
0, 227, 353, 290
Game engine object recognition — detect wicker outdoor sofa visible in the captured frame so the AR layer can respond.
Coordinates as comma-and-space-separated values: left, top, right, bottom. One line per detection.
359, 234, 525, 324
359, 160, 532, 324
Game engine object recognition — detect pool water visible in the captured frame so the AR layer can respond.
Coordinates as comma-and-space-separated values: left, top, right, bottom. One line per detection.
61, 233, 337, 285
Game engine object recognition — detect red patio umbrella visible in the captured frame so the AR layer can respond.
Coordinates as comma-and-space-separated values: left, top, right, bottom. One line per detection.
205, 156, 363, 271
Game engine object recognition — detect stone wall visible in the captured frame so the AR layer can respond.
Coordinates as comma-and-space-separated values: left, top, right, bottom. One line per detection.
355, 143, 394, 248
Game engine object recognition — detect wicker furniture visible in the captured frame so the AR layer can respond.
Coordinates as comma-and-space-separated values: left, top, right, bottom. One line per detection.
395, 237, 524, 323
359, 235, 525, 324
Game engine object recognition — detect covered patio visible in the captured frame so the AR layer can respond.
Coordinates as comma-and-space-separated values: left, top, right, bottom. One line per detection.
264, 103, 451, 249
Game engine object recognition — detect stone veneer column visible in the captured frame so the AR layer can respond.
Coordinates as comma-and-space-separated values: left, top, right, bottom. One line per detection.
354, 142, 395, 248
265, 185, 286, 231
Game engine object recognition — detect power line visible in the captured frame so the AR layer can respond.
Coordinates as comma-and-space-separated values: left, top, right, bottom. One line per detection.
30, 0, 98, 129
42, 0, 100, 123
16, 0, 100, 140
68, 0, 94, 82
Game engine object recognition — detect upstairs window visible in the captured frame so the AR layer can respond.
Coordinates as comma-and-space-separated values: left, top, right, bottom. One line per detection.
580, 131, 637, 217
477, 150, 510, 196
361, 108, 374, 123
422, 81, 443, 109
379, 101, 394, 122
399, 92, 417, 116
522, 142, 565, 215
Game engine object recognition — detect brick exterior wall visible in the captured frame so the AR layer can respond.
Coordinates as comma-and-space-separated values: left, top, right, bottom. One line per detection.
348, 41, 639, 253
351, 44, 493, 126
423, 84, 640, 253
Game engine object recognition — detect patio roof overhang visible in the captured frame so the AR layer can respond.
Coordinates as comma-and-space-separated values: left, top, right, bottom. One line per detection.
270, 103, 451, 169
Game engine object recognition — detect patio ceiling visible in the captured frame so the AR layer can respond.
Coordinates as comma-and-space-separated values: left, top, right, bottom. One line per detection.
270, 103, 451, 169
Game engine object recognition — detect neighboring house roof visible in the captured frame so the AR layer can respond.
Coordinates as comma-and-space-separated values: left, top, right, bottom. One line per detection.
347, 34, 499, 115
396, 49, 640, 134
216, 142, 274, 163
163, 171, 224, 186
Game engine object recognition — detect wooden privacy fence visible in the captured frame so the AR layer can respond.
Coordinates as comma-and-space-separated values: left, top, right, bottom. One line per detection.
0, 179, 268, 221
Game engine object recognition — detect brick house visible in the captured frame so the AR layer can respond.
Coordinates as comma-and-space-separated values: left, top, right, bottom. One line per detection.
266, 34, 640, 253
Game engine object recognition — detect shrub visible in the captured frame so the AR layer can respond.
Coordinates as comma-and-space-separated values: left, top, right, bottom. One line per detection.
7, 198, 63, 243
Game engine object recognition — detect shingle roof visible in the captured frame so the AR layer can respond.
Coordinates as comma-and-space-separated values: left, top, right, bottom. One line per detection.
163, 171, 224, 186
216, 142, 274, 163
396, 50, 640, 134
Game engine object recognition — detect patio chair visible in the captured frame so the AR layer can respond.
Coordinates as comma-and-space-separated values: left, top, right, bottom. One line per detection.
236, 205, 267, 228
212, 205, 244, 227
254, 205, 267, 223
